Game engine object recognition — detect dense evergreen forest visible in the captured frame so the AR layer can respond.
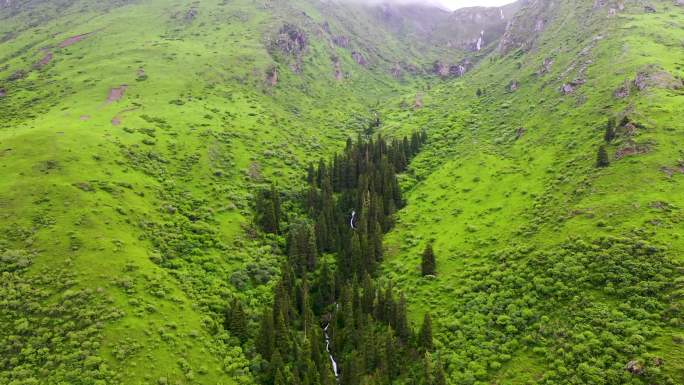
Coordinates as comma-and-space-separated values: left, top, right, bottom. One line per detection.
225, 132, 444, 385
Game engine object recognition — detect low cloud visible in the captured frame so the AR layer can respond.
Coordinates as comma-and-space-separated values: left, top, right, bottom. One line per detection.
330, 0, 514, 11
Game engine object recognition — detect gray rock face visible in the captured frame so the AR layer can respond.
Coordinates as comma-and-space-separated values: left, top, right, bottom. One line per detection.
497, 0, 556, 55
634, 67, 682, 91
613, 83, 629, 98
332, 36, 349, 48
561, 83, 575, 94
538, 58, 553, 75
275, 24, 308, 56
351, 51, 367, 66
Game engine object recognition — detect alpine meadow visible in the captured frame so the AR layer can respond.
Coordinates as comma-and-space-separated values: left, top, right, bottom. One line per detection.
0, 0, 683, 384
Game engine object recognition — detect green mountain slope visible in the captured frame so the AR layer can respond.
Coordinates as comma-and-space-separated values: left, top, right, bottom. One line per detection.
0, 0, 682, 384
380, 0, 684, 383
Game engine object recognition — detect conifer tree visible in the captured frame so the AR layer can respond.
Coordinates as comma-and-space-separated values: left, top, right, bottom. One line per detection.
421, 243, 436, 276
257, 308, 275, 360
604, 118, 616, 143
596, 146, 610, 168
226, 298, 248, 343
274, 368, 286, 385
256, 187, 279, 234
433, 360, 447, 385
419, 313, 433, 352
395, 293, 410, 343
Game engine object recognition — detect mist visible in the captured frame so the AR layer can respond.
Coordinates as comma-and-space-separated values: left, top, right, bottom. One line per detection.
331, 0, 515, 11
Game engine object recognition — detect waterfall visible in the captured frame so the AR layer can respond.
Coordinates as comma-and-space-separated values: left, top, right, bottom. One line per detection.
323, 323, 339, 379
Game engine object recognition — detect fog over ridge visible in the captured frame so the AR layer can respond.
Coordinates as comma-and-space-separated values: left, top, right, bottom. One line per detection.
328, 0, 516, 11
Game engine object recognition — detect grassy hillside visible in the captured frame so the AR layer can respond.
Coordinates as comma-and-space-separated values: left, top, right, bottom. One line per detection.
380, 0, 684, 383
0, 0, 431, 383
0, 0, 682, 384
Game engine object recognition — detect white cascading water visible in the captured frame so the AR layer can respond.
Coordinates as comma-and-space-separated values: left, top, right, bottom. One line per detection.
323, 323, 339, 379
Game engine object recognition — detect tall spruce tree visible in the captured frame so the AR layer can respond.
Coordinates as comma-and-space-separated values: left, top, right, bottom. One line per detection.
604, 118, 616, 142
257, 308, 275, 360
421, 243, 436, 276
226, 298, 248, 343
433, 360, 447, 385
419, 313, 433, 352
596, 146, 610, 168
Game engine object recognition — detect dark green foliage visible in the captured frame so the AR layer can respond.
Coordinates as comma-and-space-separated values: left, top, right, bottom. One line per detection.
604, 117, 616, 142
255, 133, 429, 385
225, 299, 249, 343
418, 313, 433, 352
430, 235, 680, 384
596, 145, 610, 168
433, 360, 447, 385
421, 243, 436, 276
256, 308, 275, 360
255, 184, 281, 234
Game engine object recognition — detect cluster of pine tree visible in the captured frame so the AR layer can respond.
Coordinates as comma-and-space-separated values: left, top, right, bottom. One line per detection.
253, 132, 447, 385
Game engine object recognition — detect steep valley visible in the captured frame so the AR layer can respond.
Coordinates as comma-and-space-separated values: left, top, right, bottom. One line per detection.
0, 0, 683, 384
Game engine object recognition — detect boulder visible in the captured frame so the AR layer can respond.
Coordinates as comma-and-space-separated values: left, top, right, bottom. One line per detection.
0, 88, 5, 97
644, 5, 656, 13
561, 83, 574, 94
515, 127, 526, 139
613, 83, 629, 98
625, 360, 644, 375
433, 61, 448, 77
508, 80, 519, 92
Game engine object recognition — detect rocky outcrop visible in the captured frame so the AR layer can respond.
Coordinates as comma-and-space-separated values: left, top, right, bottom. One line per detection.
271, 24, 308, 73
508, 80, 519, 91
7, 69, 26, 81
561, 83, 575, 94
498, 0, 557, 55
274, 24, 308, 57
414, 93, 423, 109
613, 81, 630, 98
625, 360, 644, 375
433, 61, 449, 77
35, 52, 53, 68
391, 63, 402, 79
332, 36, 350, 48
351, 51, 367, 66
185, 7, 198, 22
332, 56, 343, 80
433, 59, 471, 78
449, 62, 469, 77
538, 57, 553, 75
0, 88, 6, 98
267, 67, 278, 86
634, 66, 682, 91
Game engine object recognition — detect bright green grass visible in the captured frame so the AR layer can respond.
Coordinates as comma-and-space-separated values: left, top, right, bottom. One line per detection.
1, 0, 682, 384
